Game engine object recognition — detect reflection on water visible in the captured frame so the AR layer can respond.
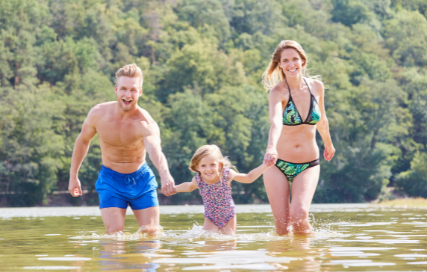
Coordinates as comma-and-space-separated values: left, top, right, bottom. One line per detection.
98, 240, 161, 271
1, 204, 427, 271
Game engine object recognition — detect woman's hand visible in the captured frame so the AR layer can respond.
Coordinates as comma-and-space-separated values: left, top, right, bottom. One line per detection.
324, 144, 335, 161
264, 147, 278, 167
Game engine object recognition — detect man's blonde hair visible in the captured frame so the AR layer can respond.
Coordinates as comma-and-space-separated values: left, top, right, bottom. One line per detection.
115, 63, 143, 88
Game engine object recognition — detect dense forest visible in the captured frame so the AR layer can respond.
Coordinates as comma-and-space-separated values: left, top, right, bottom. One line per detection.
1, 0, 427, 206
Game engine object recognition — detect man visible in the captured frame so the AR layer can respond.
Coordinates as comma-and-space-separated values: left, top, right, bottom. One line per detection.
68, 63, 175, 234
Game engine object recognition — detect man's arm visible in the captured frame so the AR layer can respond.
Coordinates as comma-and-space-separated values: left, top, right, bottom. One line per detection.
143, 121, 176, 196
68, 112, 97, 197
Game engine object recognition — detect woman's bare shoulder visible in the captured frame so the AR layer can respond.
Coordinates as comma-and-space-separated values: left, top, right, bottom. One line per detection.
307, 78, 324, 96
271, 81, 287, 92
269, 82, 287, 100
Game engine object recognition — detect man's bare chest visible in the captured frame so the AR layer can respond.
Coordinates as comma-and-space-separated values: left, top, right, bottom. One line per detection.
96, 118, 144, 147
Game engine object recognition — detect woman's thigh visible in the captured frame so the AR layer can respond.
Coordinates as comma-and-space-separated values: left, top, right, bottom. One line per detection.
290, 165, 320, 215
263, 166, 291, 219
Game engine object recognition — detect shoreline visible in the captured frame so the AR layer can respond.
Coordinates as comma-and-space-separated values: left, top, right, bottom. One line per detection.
376, 197, 427, 208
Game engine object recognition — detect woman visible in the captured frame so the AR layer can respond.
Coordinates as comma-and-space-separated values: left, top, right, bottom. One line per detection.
262, 40, 335, 235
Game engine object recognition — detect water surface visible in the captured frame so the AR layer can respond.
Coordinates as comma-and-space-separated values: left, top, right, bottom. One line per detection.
1, 204, 426, 271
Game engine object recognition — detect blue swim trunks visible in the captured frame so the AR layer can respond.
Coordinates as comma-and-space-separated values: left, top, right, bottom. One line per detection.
95, 163, 159, 210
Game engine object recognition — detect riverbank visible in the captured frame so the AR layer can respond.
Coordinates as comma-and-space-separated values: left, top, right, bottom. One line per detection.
378, 197, 427, 208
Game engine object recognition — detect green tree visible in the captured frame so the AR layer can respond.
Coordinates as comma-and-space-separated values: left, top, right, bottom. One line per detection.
331, 0, 370, 27
160, 39, 245, 100
2, 0, 427, 206
396, 151, 427, 197
383, 10, 427, 67
0, 84, 64, 206
175, 0, 230, 42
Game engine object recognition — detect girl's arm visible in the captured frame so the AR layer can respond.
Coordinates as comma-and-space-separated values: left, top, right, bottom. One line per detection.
175, 177, 198, 193
314, 80, 335, 161
264, 86, 284, 166
230, 163, 270, 184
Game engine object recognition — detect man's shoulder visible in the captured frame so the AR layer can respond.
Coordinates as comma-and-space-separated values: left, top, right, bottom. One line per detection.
136, 106, 156, 125
85, 102, 115, 125
135, 107, 160, 136
89, 102, 115, 116
93, 101, 116, 110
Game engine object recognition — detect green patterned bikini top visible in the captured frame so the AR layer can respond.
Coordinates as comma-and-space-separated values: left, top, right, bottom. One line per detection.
283, 78, 321, 126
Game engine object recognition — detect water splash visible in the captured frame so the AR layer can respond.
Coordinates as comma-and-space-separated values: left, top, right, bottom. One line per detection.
70, 222, 343, 242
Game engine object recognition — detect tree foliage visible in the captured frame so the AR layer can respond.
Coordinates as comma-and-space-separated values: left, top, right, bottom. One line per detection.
1, 0, 426, 206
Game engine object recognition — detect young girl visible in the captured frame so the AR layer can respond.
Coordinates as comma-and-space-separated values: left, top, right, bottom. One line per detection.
174, 145, 270, 235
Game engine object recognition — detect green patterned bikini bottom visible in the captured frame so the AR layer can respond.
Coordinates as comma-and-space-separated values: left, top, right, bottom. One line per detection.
275, 159, 320, 182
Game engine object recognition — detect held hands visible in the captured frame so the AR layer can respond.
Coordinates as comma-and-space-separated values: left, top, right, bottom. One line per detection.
68, 177, 82, 197
324, 144, 335, 161
262, 162, 272, 169
264, 147, 278, 167
161, 175, 177, 196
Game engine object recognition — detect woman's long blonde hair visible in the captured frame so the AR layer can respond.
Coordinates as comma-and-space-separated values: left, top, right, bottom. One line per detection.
189, 145, 234, 173
262, 40, 320, 91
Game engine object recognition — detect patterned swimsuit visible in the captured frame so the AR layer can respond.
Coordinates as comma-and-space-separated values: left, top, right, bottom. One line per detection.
196, 168, 236, 229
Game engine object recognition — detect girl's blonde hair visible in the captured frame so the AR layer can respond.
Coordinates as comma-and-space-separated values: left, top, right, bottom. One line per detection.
262, 40, 321, 91
189, 145, 234, 173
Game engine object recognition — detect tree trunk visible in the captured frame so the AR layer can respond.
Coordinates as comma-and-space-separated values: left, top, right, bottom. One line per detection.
14, 63, 20, 88
370, 129, 379, 151
151, 46, 156, 64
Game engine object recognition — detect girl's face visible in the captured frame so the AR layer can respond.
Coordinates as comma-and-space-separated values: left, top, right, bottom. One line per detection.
196, 154, 221, 183
278, 48, 304, 79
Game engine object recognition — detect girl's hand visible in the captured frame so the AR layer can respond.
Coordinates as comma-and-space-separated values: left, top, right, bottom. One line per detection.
324, 145, 335, 161
262, 162, 272, 168
264, 148, 278, 167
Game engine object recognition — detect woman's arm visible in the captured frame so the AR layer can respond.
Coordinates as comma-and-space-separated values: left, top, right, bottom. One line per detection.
230, 163, 270, 184
175, 177, 198, 193
264, 87, 284, 166
315, 80, 335, 161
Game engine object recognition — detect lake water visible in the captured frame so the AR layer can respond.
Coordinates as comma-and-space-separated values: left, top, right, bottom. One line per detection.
1, 204, 426, 271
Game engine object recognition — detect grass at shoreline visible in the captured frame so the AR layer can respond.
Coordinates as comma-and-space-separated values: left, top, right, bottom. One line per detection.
378, 197, 427, 207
